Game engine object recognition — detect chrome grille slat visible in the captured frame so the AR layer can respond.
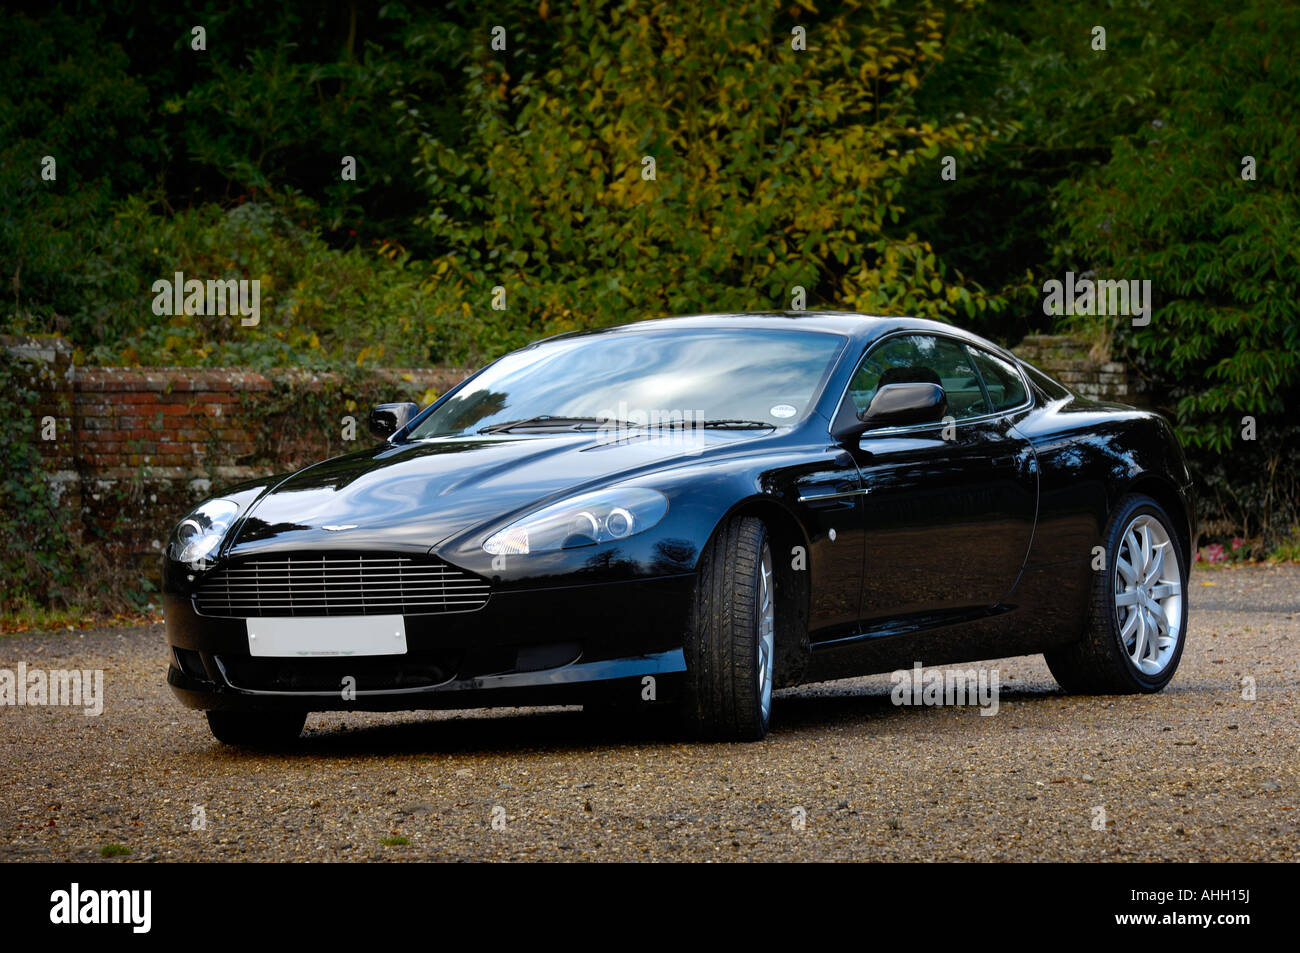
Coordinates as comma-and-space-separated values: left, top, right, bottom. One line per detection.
214, 569, 461, 576
217, 569, 466, 575
207, 595, 489, 604
194, 553, 490, 618
213, 579, 488, 587
207, 598, 489, 605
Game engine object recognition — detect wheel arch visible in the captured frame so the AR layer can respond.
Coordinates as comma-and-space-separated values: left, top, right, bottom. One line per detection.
702, 495, 813, 688
1117, 473, 1193, 567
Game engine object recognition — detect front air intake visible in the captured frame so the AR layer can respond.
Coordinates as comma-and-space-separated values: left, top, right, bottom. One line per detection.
193, 553, 490, 618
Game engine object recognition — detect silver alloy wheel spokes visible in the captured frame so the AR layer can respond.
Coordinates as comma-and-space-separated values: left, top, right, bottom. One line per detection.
757, 544, 775, 721
1113, 514, 1183, 676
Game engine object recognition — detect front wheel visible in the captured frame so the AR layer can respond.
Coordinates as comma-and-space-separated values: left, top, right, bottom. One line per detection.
681, 516, 775, 741
1045, 494, 1188, 694
206, 710, 307, 748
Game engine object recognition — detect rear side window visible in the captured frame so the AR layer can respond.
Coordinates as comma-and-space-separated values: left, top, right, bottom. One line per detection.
967, 347, 1028, 411
1022, 362, 1072, 401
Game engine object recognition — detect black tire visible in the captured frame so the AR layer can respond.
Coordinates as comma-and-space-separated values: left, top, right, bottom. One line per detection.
1045, 494, 1189, 694
206, 710, 306, 747
681, 516, 773, 741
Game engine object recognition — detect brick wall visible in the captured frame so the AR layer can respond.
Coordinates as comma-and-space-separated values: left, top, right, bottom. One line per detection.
6, 335, 471, 569
1013, 334, 1136, 404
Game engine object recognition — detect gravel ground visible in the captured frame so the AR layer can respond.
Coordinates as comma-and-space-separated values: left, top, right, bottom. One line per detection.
2, 564, 1297, 862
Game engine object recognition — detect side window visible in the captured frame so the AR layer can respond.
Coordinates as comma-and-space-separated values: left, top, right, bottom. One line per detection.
1023, 362, 1072, 401
967, 347, 1028, 411
848, 334, 990, 420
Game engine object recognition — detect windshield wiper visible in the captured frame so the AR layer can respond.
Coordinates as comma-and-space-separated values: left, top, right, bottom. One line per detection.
697, 419, 776, 429
477, 415, 633, 434
478, 415, 775, 435
630, 418, 778, 431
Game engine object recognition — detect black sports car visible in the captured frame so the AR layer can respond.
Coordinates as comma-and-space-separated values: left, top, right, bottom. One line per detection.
164, 313, 1195, 744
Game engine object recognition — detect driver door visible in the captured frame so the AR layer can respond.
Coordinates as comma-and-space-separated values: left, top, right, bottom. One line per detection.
841, 333, 1038, 622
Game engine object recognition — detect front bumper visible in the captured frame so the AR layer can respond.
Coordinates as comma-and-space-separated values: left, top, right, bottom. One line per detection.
164, 573, 693, 712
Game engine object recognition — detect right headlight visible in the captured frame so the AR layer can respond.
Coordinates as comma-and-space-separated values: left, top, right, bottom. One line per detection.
167, 498, 241, 569
483, 487, 669, 555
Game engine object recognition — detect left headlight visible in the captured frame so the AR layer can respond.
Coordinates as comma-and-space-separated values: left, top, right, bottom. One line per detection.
167, 498, 241, 569
482, 487, 669, 555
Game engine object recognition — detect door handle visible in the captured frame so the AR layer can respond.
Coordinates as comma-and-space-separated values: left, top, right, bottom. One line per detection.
798, 487, 870, 507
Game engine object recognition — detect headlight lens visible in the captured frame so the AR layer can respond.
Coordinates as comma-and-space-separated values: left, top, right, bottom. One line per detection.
483, 487, 668, 555
168, 499, 241, 569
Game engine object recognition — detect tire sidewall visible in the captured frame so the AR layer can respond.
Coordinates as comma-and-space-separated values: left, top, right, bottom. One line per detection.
683, 515, 775, 741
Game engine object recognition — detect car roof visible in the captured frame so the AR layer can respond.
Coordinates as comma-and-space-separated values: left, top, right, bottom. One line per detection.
527, 311, 1009, 355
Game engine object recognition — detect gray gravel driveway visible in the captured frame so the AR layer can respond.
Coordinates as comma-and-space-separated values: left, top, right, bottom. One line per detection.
1, 564, 1296, 861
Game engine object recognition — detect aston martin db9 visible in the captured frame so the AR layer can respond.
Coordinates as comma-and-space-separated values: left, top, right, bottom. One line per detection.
164, 313, 1194, 744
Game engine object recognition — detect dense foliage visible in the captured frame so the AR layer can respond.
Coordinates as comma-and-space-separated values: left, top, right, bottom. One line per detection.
0, 351, 155, 616
1051, 3, 1300, 538
410, 1, 1008, 347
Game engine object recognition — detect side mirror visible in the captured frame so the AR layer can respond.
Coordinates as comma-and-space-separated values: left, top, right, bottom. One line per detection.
368, 402, 419, 441
861, 382, 947, 429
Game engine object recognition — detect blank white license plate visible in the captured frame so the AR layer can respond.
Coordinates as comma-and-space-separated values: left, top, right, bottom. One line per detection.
246, 615, 407, 658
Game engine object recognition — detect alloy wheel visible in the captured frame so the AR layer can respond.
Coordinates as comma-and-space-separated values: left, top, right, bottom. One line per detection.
757, 543, 775, 721
1113, 514, 1183, 676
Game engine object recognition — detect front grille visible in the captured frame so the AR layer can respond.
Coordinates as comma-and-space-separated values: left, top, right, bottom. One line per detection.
193, 553, 490, 618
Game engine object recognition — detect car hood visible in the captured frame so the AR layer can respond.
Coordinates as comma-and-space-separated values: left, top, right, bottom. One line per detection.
226, 429, 757, 556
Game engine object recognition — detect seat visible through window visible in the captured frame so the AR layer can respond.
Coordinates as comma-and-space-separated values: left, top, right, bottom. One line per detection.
849, 334, 990, 420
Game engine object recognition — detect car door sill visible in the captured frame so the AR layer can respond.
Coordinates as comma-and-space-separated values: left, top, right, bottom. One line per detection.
810, 604, 1012, 650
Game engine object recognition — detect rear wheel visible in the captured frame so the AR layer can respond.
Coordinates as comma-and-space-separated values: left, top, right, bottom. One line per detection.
681, 516, 775, 740
206, 710, 306, 747
1045, 494, 1188, 694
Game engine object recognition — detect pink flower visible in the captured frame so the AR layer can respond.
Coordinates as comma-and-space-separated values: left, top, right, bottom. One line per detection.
1202, 543, 1227, 564
1231, 537, 1244, 550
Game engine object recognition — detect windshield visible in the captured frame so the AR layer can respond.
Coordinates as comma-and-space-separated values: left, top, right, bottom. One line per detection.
408, 327, 847, 438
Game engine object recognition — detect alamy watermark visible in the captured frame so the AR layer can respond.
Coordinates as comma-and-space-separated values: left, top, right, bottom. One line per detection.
151, 271, 260, 327
594, 401, 708, 446
49, 883, 150, 933
889, 662, 1000, 716
0, 663, 103, 715
1042, 271, 1151, 326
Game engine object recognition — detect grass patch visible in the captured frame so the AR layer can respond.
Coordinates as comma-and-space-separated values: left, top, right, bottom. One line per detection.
99, 844, 131, 858
380, 836, 410, 847
1, 606, 161, 636
1267, 531, 1300, 564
